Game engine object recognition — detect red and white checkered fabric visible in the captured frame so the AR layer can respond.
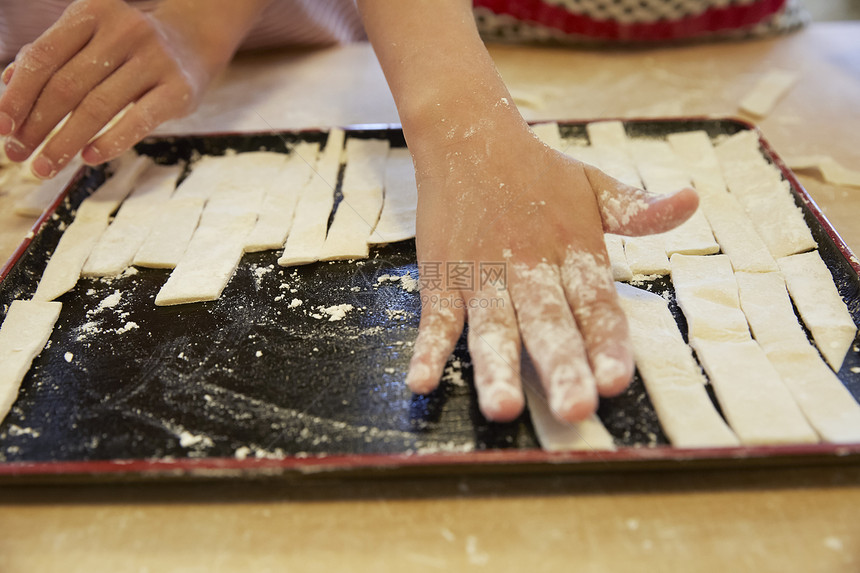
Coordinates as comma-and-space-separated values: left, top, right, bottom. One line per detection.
473, 0, 808, 43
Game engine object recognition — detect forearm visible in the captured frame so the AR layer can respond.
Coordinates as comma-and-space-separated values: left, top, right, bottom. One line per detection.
356, 0, 528, 156
152, 0, 272, 79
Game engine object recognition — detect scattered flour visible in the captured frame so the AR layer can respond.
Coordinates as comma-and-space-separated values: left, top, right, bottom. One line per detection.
399, 274, 419, 293
178, 430, 214, 449
288, 298, 303, 309
320, 304, 354, 322
376, 273, 419, 293
115, 321, 139, 335
97, 291, 122, 311
64, 352, 74, 363
442, 360, 466, 387
252, 264, 274, 288
8, 425, 40, 438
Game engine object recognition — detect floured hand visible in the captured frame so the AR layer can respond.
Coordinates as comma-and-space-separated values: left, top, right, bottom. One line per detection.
405, 119, 698, 423
357, 0, 699, 424
0, 0, 268, 179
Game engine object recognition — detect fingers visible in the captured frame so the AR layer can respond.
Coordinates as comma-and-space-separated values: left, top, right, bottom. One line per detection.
7, 38, 137, 167
32, 59, 174, 175
406, 293, 465, 395
0, 13, 97, 138
582, 163, 699, 236
560, 249, 634, 397
466, 289, 524, 422
0, 1, 182, 174
509, 262, 597, 423
81, 82, 190, 165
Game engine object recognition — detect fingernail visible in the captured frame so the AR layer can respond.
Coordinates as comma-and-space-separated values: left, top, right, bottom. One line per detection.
31, 155, 56, 179
82, 145, 103, 165
5, 137, 29, 159
0, 112, 14, 136
1, 63, 14, 84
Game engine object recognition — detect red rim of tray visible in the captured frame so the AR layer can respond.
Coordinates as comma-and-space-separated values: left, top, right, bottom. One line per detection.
1, 117, 858, 483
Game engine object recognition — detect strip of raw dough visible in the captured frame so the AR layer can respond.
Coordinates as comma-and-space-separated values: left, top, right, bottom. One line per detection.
318, 138, 389, 260
278, 128, 345, 266
604, 235, 632, 281
32, 154, 152, 301
531, 122, 564, 151
629, 139, 718, 258
777, 251, 858, 371
171, 155, 225, 200
32, 213, 109, 301
701, 192, 779, 273
616, 283, 739, 448
715, 130, 816, 258
735, 271, 810, 349
245, 142, 319, 252
171, 151, 285, 201
786, 155, 860, 188
13, 157, 84, 216
0, 300, 62, 424
670, 254, 750, 343
132, 197, 205, 269
75, 153, 153, 220
368, 147, 418, 245
623, 236, 670, 276
202, 186, 265, 227
82, 164, 183, 277
523, 359, 615, 451
154, 212, 257, 306
739, 69, 798, 118
586, 120, 628, 149
667, 130, 778, 272
666, 131, 725, 200
736, 271, 860, 443
692, 338, 818, 445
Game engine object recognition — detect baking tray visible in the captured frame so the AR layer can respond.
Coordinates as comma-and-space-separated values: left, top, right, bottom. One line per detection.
1, 118, 859, 484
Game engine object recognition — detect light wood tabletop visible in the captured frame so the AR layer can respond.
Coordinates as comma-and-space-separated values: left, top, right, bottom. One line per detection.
1, 22, 859, 573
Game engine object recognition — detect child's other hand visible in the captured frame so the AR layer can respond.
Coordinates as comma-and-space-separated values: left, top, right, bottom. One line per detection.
405, 121, 698, 423
0, 0, 209, 178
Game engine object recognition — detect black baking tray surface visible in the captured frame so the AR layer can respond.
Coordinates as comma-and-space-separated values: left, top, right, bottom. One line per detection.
1, 118, 859, 484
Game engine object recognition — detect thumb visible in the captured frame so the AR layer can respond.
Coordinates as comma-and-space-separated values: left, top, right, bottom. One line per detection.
582, 163, 699, 236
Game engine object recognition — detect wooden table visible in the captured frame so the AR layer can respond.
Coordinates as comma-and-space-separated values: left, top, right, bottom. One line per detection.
1, 22, 859, 573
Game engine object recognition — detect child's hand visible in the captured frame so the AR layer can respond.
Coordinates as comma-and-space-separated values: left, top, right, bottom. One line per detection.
0, 0, 208, 178
405, 121, 698, 423
0, 0, 268, 179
